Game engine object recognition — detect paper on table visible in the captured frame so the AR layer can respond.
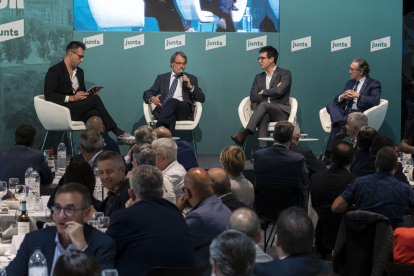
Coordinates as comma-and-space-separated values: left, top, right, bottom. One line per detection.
38, 196, 50, 211
9, 235, 24, 255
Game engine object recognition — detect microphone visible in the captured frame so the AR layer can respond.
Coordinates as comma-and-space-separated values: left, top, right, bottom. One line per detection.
178, 69, 187, 87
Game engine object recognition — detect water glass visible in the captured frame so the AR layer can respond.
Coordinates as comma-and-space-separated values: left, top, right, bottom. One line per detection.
27, 194, 36, 213
15, 185, 26, 202
92, 212, 104, 220
102, 269, 118, 276
98, 216, 110, 229
45, 208, 53, 223
87, 220, 98, 228
43, 150, 50, 157
9, 178, 19, 197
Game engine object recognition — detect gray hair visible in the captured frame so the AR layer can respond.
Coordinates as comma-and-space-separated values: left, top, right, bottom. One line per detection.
348, 112, 368, 129
134, 125, 157, 146
132, 144, 156, 166
129, 165, 163, 200
210, 230, 256, 276
96, 151, 124, 170
79, 129, 104, 153
292, 123, 300, 138
152, 138, 177, 161
227, 208, 261, 239
170, 51, 187, 64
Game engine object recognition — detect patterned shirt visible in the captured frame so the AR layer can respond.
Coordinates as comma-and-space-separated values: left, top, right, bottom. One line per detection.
105, 178, 127, 216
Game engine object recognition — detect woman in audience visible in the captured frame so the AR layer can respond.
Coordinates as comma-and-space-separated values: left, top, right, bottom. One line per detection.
53, 250, 101, 276
220, 146, 254, 207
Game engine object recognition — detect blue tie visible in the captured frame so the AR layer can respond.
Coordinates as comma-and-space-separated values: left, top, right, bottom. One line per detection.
163, 74, 179, 106
346, 80, 360, 112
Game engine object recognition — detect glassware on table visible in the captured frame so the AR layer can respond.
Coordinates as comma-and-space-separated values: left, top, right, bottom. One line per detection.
0, 182, 7, 209
15, 185, 26, 203
45, 209, 53, 223
27, 194, 37, 213
43, 150, 50, 158
9, 178, 19, 198
98, 216, 110, 229
92, 212, 104, 220
87, 220, 98, 228
0, 264, 6, 276
102, 269, 118, 276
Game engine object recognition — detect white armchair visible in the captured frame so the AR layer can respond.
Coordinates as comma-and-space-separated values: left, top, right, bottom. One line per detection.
34, 95, 86, 155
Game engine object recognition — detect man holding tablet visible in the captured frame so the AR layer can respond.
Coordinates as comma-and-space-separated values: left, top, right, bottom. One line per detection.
44, 41, 126, 137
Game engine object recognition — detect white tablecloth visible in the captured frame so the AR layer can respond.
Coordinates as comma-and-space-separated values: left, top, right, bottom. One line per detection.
0, 211, 46, 233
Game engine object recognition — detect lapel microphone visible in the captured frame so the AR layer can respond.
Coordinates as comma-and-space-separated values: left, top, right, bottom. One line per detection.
178, 69, 188, 87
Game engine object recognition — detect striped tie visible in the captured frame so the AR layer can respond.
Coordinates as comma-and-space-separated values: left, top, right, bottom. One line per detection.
163, 74, 179, 106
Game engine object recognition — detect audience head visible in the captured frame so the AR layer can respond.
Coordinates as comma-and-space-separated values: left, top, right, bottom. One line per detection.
15, 124, 37, 148
210, 230, 256, 276
154, 127, 173, 139
375, 147, 398, 173
291, 123, 300, 144
370, 136, 394, 156
356, 126, 378, 151
86, 117, 105, 133
273, 121, 294, 145
54, 183, 92, 236
352, 58, 370, 77
259, 46, 278, 64
132, 144, 157, 167
331, 141, 355, 168
97, 151, 125, 190
63, 159, 96, 197
79, 129, 104, 161
220, 146, 245, 177
129, 165, 163, 201
275, 207, 314, 257
53, 250, 100, 276
152, 138, 177, 171
227, 208, 262, 244
208, 168, 231, 197
346, 112, 368, 140
184, 168, 214, 208
134, 125, 157, 147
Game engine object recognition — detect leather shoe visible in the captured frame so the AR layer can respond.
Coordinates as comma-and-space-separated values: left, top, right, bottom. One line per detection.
335, 130, 348, 140
231, 133, 246, 146
321, 154, 331, 166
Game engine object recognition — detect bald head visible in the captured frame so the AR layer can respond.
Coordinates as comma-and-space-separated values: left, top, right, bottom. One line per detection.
155, 127, 173, 139
86, 117, 104, 133
185, 168, 214, 206
208, 168, 231, 196
227, 208, 261, 242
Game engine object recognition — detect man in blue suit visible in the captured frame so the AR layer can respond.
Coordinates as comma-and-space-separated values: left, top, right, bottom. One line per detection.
176, 168, 232, 276
322, 58, 381, 162
86, 117, 120, 154
7, 183, 116, 275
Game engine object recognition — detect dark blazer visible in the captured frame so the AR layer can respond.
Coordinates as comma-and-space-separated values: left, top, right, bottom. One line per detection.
249, 67, 292, 114
352, 156, 409, 185
350, 148, 370, 172
44, 60, 86, 105
6, 224, 116, 275
100, 132, 120, 153
219, 193, 249, 212
143, 72, 205, 120
310, 165, 358, 209
252, 254, 332, 276
289, 142, 327, 178
0, 145, 53, 186
333, 77, 381, 112
106, 198, 195, 276
97, 179, 130, 217
176, 140, 198, 171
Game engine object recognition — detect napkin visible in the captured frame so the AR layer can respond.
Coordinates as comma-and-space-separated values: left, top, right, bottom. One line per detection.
2, 223, 17, 239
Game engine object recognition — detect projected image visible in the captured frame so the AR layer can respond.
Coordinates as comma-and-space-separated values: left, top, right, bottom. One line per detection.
74, 0, 279, 32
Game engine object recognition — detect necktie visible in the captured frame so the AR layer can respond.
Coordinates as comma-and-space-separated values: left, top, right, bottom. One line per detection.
346, 81, 360, 112
163, 74, 179, 106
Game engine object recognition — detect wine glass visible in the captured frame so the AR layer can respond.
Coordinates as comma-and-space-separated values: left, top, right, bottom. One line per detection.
87, 220, 98, 228
9, 178, 19, 198
15, 185, 26, 208
102, 269, 118, 276
92, 212, 104, 220
0, 182, 7, 210
98, 216, 110, 230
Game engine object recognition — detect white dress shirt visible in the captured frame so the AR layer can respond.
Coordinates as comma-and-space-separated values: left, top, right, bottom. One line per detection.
64, 67, 79, 103
338, 77, 366, 110
51, 232, 87, 275
170, 71, 194, 101
265, 66, 277, 103
88, 150, 103, 167
163, 160, 186, 198
162, 176, 176, 204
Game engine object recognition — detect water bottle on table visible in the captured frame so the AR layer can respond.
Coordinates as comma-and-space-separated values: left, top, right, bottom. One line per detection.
25, 167, 33, 186
28, 248, 47, 276
57, 141, 66, 176
29, 171, 40, 212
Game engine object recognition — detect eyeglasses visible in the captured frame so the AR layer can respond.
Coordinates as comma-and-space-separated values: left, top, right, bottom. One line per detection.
52, 206, 88, 217
181, 187, 188, 193
350, 67, 360, 71
71, 51, 84, 59
258, 57, 268, 61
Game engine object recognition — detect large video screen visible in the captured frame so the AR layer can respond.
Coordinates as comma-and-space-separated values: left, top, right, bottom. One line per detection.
74, 0, 279, 32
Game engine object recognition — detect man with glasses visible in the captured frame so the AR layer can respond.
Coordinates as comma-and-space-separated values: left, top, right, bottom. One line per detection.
7, 183, 116, 275
143, 51, 205, 135
321, 58, 381, 164
231, 46, 292, 148
44, 41, 126, 138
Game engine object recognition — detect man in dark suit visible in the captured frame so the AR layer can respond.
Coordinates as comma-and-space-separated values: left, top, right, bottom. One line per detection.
350, 126, 378, 172
231, 46, 292, 148
44, 41, 125, 137
0, 124, 53, 187
143, 51, 205, 135
176, 168, 232, 276
254, 121, 308, 208
322, 58, 381, 161
6, 183, 116, 275
86, 117, 120, 154
107, 165, 195, 276
208, 168, 248, 212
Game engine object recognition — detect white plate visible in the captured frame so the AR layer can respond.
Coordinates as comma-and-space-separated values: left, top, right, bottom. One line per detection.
0, 211, 9, 214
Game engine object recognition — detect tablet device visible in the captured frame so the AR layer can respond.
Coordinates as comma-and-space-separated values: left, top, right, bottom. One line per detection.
86, 85, 103, 95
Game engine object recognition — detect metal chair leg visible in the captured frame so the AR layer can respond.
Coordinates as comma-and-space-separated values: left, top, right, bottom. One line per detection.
41, 131, 49, 152
320, 133, 329, 156
69, 131, 74, 156
61, 131, 66, 142
192, 130, 197, 156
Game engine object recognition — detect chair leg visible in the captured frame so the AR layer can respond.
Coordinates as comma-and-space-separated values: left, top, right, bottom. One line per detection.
264, 223, 276, 252
61, 131, 66, 142
320, 133, 329, 156
192, 130, 197, 156
41, 131, 49, 152
69, 131, 74, 156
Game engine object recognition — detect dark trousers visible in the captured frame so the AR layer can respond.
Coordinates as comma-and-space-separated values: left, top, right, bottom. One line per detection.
246, 102, 289, 148
156, 98, 192, 135
63, 95, 117, 131
325, 103, 355, 152
200, 0, 235, 32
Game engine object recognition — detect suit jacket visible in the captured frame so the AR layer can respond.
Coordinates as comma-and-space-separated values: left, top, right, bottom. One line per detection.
252, 254, 332, 276
44, 60, 86, 105
310, 165, 358, 209
97, 179, 130, 217
106, 198, 195, 276
176, 140, 198, 171
0, 145, 53, 186
350, 148, 370, 172
219, 193, 249, 212
249, 67, 292, 114
333, 77, 381, 112
6, 224, 116, 275
100, 132, 120, 154
289, 142, 327, 178
143, 72, 205, 120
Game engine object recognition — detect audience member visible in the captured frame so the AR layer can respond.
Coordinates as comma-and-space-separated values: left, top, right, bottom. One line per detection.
86, 117, 120, 153
152, 138, 186, 198
290, 123, 327, 178
400, 118, 414, 156
96, 151, 130, 217
254, 121, 308, 208
227, 208, 273, 263
393, 227, 414, 265
252, 207, 332, 275
220, 146, 254, 207
124, 125, 157, 165
208, 168, 249, 212
210, 230, 256, 276
344, 112, 368, 144
353, 136, 409, 184
176, 168, 231, 276
130, 144, 175, 203
107, 165, 195, 276
7, 183, 116, 275
71, 129, 105, 167
332, 147, 414, 229
155, 126, 198, 171
350, 126, 378, 172
0, 124, 53, 189
53, 250, 101, 276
